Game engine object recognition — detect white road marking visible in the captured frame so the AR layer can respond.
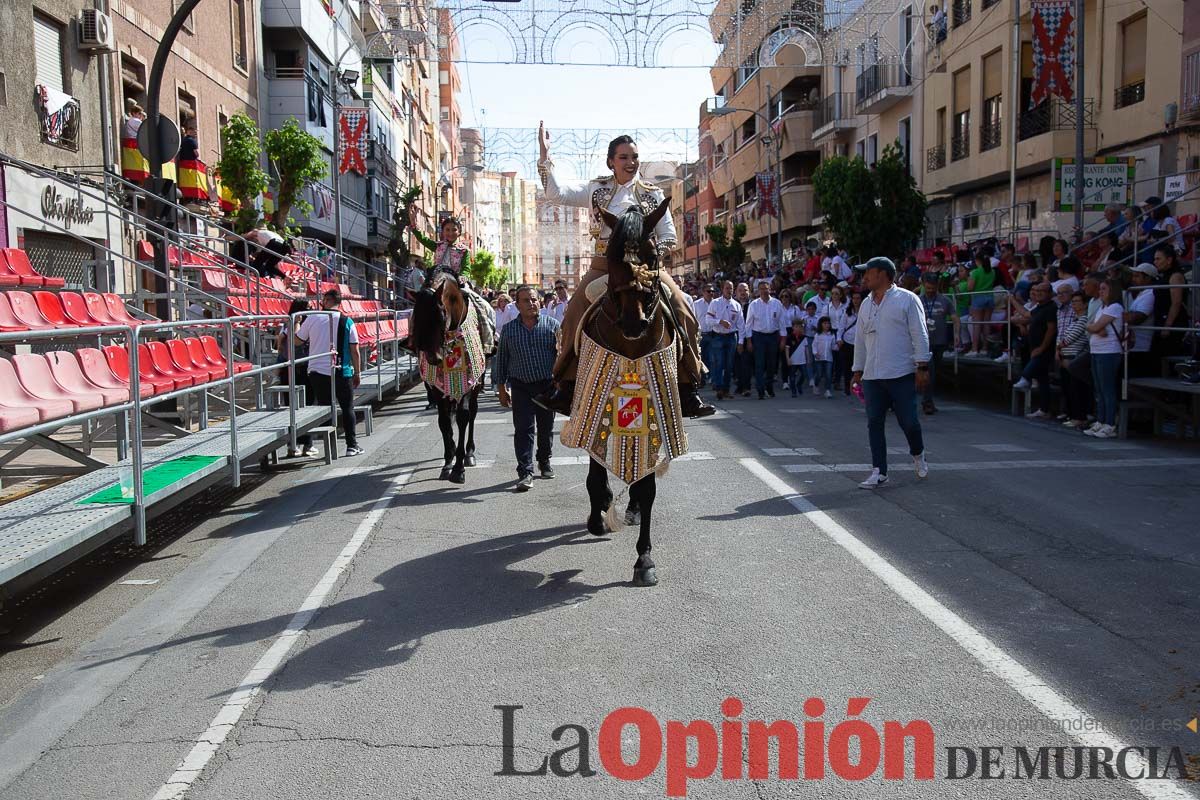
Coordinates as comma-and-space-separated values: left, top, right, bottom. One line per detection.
325, 467, 360, 478
886, 446, 912, 455
151, 471, 413, 800
471, 418, 511, 425
1081, 441, 1144, 451
673, 451, 716, 462
738, 457, 1195, 800
782, 457, 1200, 474
970, 443, 1034, 453
467, 459, 496, 469
388, 422, 430, 429
763, 447, 822, 457
118, 579, 159, 586
778, 408, 818, 414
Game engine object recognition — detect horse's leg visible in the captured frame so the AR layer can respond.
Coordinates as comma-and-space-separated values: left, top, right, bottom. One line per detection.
631, 475, 658, 586
449, 399, 470, 484
464, 388, 478, 467
586, 460, 613, 537
437, 397, 454, 480
625, 492, 640, 527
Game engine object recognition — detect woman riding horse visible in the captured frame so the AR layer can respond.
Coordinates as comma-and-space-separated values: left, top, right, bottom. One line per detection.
561, 200, 689, 587
536, 124, 714, 420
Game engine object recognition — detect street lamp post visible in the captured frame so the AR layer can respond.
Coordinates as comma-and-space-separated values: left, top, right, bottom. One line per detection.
711, 104, 784, 269
435, 163, 485, 225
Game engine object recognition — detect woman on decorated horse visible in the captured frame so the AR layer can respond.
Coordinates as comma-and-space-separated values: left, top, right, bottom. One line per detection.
535, 124, 715, 419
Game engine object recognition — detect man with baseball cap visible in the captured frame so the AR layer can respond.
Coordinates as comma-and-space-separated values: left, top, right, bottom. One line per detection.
851, 257, 931, 488
1125, 262, 1159, 377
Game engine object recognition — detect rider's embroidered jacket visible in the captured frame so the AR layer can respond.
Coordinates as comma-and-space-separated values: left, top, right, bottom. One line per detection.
538, 157, 677, 256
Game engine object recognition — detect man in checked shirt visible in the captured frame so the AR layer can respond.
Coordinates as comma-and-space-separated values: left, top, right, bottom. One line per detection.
495, 285, 561, 492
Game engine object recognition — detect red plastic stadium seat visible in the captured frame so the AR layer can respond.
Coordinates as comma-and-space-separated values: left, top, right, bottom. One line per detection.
0, 294, 31, 332
0, 358, 73, 422
3, 248, 65, 287
33, 290, 70, 327
82, 292, 120, 325
168, 338, 222, 382
135, 240, 155, 260
144, 342, 196, 389
103, 345, 173, 394
59, 292, 104, 327
201, 269, 229, 293
78, 348, 153, 399
45, 351, 127, 405
0, 252, 22, 287
12, 353, 103, 413
199, 335, 251, 374
103, 294, 150, 326
6, 291, 57, 329
0, 404, 40, 433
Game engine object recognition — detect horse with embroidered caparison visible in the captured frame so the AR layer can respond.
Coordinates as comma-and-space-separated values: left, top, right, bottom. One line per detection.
559, 198, 689, 587
409, 267, 492, 483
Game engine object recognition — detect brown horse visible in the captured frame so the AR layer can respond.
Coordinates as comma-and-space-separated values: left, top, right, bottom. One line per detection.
581, 198, 675, 586
409, 268, 484, 483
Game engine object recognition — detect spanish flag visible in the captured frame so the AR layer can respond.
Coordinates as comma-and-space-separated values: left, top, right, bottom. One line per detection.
262, 190, 275, 216
177, 158, 210, 202
121, 138, 149, 182
215, 173, 239, 214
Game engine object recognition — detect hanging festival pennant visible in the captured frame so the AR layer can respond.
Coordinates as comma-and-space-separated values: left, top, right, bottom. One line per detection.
1030, 0, 1075, 108
683, 211, 697, 246
337, 108, 369, 175
755, 172, 779, 219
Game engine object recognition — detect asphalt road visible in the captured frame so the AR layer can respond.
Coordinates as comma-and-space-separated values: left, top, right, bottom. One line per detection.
1, 380, 1198, 800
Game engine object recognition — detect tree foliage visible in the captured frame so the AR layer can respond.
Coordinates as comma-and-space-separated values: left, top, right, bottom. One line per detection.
468, 249, 497, 288
215, 113, 268, 233
704, 222, 748, 275
812, 143, 927, 263
387, 186, 438, 273
264, 119, 328, 233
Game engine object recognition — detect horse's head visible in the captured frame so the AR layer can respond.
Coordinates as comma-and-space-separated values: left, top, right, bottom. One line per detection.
600, 197, 670, 340
409, 268, 466, 364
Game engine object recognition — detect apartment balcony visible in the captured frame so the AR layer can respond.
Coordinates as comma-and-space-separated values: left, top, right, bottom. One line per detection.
950, 132, 970, 163
367, 216, 392, 245
1018, 98, 1094, 141
979, 118, 1003, 153
775, 103, 819, 159
854, 63, 913, 115
1114, 80, 1145, 110
367, 139, 398, 184
951, 0, 971, 28
926, 144, 946, 173
738, 182, 816, 244
812, 93, 858, 140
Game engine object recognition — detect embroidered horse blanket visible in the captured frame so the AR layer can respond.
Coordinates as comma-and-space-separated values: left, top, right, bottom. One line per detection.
419, 302, 485, 401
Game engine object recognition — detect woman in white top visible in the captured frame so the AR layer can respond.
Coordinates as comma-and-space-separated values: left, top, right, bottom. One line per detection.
1084, 278, 1125, 438
1149, 202, 1186, 256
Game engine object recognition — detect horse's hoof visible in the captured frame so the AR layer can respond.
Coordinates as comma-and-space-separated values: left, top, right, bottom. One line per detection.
438, 466, 452, 481
465, 454, 477, 467
624, 509, 640, 526
632, 566, 658, 586
449, 469, 466, 484
587, 516, 607, 537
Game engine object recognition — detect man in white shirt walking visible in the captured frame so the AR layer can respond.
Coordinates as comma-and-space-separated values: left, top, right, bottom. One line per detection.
544, 280, 569, 324
694, 284, 715, 387
851, 257, 932, 487
704, 281, 743, 399
741, 281, 788, 399
296, 289, 363, 456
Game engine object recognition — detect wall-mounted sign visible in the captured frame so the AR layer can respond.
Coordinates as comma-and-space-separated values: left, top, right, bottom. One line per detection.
1054, 157, 1136, 212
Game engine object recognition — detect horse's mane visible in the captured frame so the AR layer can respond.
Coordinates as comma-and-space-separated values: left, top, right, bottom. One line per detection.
424, 266, 461, 293
608, 209, 645, 267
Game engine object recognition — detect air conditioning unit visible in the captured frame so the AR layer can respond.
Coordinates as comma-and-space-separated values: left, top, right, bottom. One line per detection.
78, 9, 116, 53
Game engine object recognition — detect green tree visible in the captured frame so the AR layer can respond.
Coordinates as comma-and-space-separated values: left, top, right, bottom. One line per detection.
704, 221, 748, 275
485, 265, 509, 290
215, 113, 268, 233
467, 249, 497, 287
264, 119, 328, 233
812, 143, 927, 263
387, 186, 437, 272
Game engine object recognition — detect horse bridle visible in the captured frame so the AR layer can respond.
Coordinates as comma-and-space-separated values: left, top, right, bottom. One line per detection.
600, 239, 663, 327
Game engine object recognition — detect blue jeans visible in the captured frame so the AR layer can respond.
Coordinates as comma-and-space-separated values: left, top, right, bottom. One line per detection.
751, 331, 780, 392
510, 379, 555, 477
811, 360, 832, 393
1091, 353, 1121, 426
788, 363, 807, 395
708, 333, 737, 390
1020, 351, 1052, 412
699, 333, 713, 386
863, 374, 925, 475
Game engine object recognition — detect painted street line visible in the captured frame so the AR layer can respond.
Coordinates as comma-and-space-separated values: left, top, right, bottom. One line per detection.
970, 443, 1034, 453
388, 422, 430, 429
1081, 441, 1144, 451
738, 457, 1194, 800
118, 579, 159, 586
778, 408, 819, 414
782, 457, 1200, 474
763, 447, 822, 457
467, 459, 497, 469
152, 472, 414, 800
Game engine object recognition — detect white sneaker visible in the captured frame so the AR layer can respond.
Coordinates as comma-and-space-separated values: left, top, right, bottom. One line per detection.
302, 445, 318, 457
859, 469, 889, 489
913, 452, 929, 479
1026, 410, 1048, 419
1083, 421, 1103, 435
1092, 424, 1117, 439
994, 352, 1010, 363
1012, 377, 1031, 390
824, 390, 833, 398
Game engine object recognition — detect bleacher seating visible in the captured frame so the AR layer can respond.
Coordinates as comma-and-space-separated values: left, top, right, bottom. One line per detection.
1, 248, 66, 288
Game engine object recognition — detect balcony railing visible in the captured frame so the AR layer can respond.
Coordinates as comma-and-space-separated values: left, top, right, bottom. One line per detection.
268, 65, 305, 80
980, 118, 1002, 152
814, 92, 855, 130
950, 132, 970, 162
1018, 98, 1095, 141
1114, 80, 1145, 109
927, 144, 946, 172
952, 0, 971, 27
981, 0, 1001, 8
36, 89, 81, 151
855, 63, 910, 108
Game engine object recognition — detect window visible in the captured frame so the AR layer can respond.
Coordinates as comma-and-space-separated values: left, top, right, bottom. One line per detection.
866, 134, 878, 165
855, 139, 865, 160
177, 88, 197, 133
736, 53, 758, 89
231, 0, 249, 71
33, 13, 66, 93
308, 61, 328, 126
216, 110, 229, 155
1116, 14, 1147, 108
172, 0, 195, 34
440, 107, 449, 121
901, 7, 913, 85
981, 50, 1003, 151
738, 116, 757, 148
120, 54, 146, 97
736, 177, 757, 207
898, 117, 911, 173
439, 70, 449, 85
952, 68, 970, 161
1184, 50, 1200, 117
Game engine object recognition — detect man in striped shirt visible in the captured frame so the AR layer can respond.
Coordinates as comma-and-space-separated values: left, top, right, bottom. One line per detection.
495, 285, 561, 492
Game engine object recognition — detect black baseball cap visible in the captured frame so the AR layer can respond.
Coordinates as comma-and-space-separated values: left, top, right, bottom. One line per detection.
863, 256, 897, 279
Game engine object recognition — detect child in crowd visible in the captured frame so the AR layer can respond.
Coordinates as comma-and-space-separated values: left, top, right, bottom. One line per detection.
802, 300, 820, 386
811, 316, 837, 398
785, 320, 809, 397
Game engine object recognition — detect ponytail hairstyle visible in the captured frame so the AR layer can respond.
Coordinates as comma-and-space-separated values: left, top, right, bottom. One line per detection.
606, 135, 637, 171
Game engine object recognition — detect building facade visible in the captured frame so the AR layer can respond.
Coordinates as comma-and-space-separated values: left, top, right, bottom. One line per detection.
537, 201, 590, 290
